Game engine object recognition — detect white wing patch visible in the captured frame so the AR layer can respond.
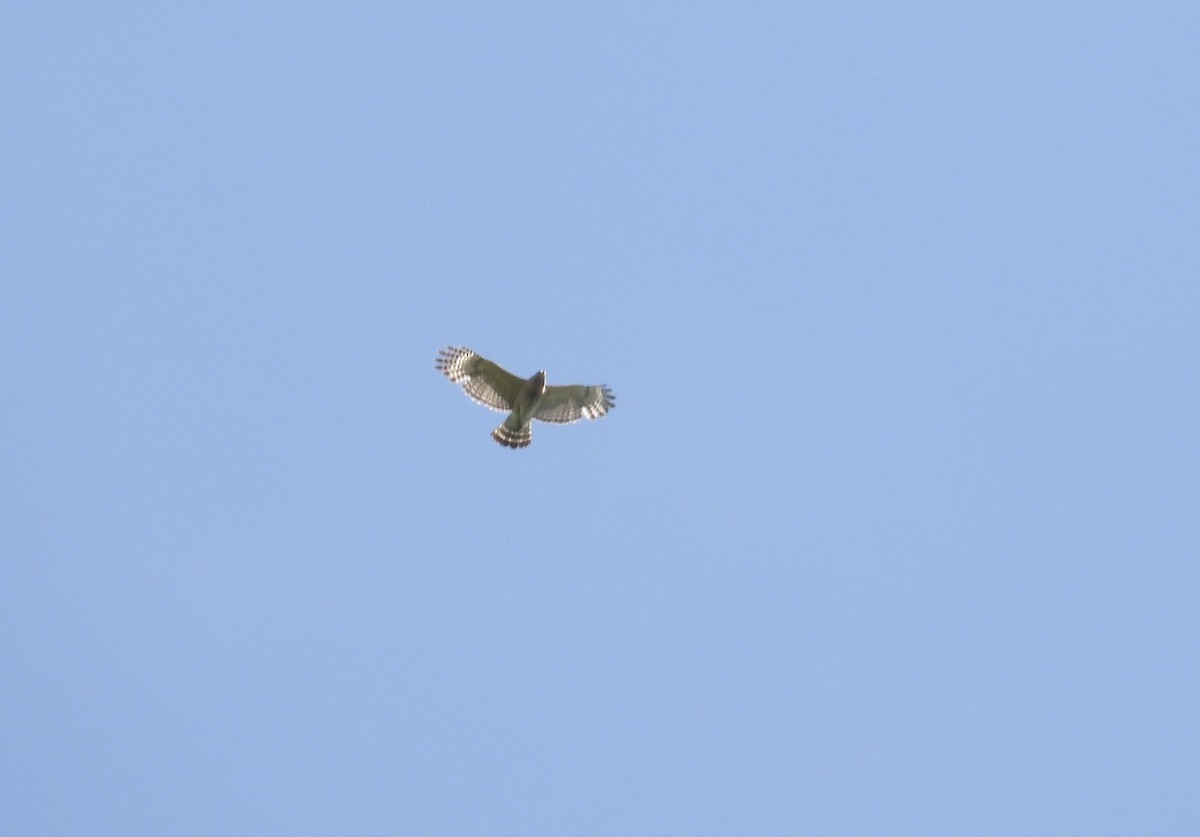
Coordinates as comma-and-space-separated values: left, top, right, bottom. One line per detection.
436, 346, 522, 412
534, 384, 616, 424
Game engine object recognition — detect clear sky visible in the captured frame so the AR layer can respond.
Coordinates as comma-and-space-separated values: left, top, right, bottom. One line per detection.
3, 3, 1197, 834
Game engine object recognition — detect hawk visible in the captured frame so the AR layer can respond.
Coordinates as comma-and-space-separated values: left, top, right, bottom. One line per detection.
436, 346, 615, 448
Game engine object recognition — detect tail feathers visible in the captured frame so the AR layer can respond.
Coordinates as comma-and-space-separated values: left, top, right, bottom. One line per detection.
492, 423, 532, 449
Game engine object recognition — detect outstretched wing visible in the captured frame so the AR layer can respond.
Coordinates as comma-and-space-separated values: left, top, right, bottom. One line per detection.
436, 346, 523, 412
534, 383, 615, 424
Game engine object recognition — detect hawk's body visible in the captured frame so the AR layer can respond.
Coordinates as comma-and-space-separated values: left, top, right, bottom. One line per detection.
436, 346, 615, 448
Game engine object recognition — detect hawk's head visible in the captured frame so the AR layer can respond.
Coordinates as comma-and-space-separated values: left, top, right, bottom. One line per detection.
533, 370, 547, 393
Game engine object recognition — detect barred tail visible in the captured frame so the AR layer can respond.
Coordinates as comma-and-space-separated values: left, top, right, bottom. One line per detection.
492, 422, 532, 449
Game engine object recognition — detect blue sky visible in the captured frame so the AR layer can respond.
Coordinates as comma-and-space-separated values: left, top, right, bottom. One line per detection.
3, 2, 1197, 834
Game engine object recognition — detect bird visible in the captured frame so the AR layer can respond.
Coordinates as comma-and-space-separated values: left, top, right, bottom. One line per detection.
435, 346, 615, 448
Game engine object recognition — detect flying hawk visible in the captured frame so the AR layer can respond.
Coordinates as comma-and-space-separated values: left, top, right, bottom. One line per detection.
436, 346, 615, 448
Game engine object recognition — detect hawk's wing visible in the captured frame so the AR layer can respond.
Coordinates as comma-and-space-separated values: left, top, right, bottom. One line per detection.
534, 383, 615, 424
436, 346, 523, 412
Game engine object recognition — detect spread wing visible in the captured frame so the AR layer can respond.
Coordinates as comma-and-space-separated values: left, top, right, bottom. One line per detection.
436, 346, 523, 412
534, 383, 615, 424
